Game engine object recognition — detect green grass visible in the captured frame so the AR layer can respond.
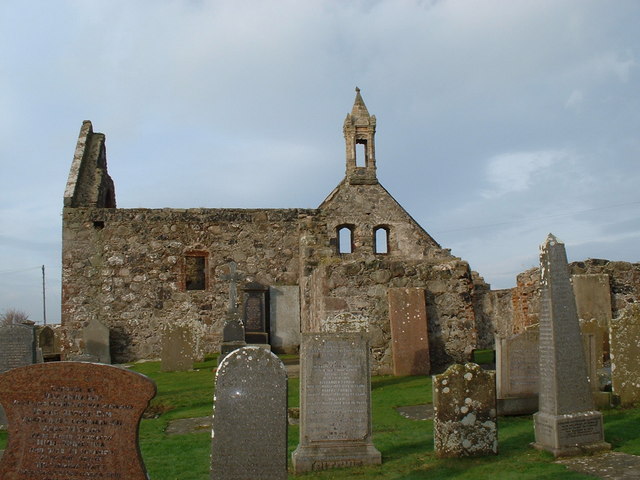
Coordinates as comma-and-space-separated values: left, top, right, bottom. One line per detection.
2, 357, 640, 479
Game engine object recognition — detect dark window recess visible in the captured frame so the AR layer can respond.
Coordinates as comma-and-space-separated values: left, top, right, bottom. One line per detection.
93, 221, 105, 230
185, 256, 206, 290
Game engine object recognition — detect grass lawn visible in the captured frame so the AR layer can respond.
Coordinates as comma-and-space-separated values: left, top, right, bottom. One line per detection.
2, 355, 640, 479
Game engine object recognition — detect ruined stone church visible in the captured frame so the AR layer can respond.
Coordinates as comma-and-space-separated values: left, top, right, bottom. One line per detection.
62, 89, 497, 372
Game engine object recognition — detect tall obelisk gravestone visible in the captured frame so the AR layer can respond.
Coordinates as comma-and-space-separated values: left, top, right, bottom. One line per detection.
532, 234, 610, 457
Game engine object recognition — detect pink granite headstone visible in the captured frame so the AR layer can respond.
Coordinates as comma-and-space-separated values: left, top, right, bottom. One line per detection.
0, 362, 156, 479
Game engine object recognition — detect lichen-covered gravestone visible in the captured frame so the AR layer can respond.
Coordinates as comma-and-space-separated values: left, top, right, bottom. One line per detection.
211, 346, 288, 480
610, 303, 640, 406
532, 234, 610, 457
433, 362, 497, 457
0, 362, 156, 479
292, 333, 381, 473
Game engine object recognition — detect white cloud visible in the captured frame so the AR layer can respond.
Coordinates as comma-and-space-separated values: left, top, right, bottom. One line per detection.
481, 150, 568, 198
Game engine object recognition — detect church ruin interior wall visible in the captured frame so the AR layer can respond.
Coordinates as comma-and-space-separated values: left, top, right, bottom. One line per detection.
62, 207, 310, 362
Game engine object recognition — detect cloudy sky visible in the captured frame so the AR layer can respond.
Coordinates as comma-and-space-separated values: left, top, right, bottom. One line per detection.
1, 0, 639, 325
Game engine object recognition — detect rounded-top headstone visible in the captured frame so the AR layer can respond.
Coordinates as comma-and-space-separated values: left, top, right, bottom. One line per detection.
211, 346, 287, 480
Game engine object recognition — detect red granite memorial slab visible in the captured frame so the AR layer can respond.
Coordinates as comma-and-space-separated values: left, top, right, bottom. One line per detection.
0, 362, 156, 480
388, 288, 430, 375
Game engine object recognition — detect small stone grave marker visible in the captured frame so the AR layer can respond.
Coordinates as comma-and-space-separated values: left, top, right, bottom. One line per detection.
292, 333, 381, 473
211, 346, 287, 479
161, 324, 194, 372
610, 303, 640, 406
83, 317, 111, 364
433, 363, 498, 457
0, 362, 156, 479
388, 287, 430, 375
0, 323, 37, 427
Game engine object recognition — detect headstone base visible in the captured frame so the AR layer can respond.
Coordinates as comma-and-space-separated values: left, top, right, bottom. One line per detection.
533, 410, 611, 457
291, 443, 381, 473
497, 395, 538, 416
245, 332, 269, 344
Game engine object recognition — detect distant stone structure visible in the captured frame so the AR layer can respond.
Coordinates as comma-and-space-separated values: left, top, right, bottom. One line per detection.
61, 89, 493, 371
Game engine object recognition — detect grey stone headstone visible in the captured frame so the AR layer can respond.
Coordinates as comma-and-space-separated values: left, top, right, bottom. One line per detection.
496, 328, 539, 415
532, 234, 610, 457
0, 324, 37, 372
161, 324, 194, 372
0, 323, 37, 428
292, 333, 381, 473
433, 363, 498, 457
269, 285, 301, 354
83, 317, 111, 364
211, 346, 287, 480
218, 313, 246, 365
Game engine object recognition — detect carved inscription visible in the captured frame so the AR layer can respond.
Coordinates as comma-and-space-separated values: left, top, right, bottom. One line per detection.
303, 337, 369, 442
0, 362, 156, 480
558, 417, 602, 442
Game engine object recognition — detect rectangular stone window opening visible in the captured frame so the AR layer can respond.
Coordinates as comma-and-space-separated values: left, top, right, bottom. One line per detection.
356, 139, 367, 167
337, 225, 354, 254
185, 254, 207, 290
374, 226, 389, 254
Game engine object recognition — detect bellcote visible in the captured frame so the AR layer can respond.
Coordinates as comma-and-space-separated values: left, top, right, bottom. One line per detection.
343, 87, 377, 185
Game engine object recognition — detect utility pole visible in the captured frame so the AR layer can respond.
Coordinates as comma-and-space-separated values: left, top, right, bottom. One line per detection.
42, 265, 47, 325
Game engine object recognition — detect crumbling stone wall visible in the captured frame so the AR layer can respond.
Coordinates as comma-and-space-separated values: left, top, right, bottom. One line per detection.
490, 259, 640, 337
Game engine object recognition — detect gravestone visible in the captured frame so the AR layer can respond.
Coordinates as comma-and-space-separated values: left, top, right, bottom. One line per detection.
0, 362, 156, 479
269, 285, 301, 354
388, 287, 430, 376
433, 363, 498, 457
292, 333, 381, 473
218, 313, 246, 364
532, 234, 610, 457
496, 327, 539, 415
83, 317, 111, 364
610, 303, 640, 406
0, 323, 37, 427
161, 324, 194, 372
243, 281, 269, 344
38, 325, 61, 362
211, 346, 287, 480
0, 323, 37, 371
573, 274, 612, 368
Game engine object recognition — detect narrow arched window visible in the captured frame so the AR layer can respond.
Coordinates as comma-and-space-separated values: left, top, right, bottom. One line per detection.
374, 226, 389, 254
337, 225, 354, 254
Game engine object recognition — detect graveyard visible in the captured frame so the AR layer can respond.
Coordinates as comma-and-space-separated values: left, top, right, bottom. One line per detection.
3, 354, 640, 479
